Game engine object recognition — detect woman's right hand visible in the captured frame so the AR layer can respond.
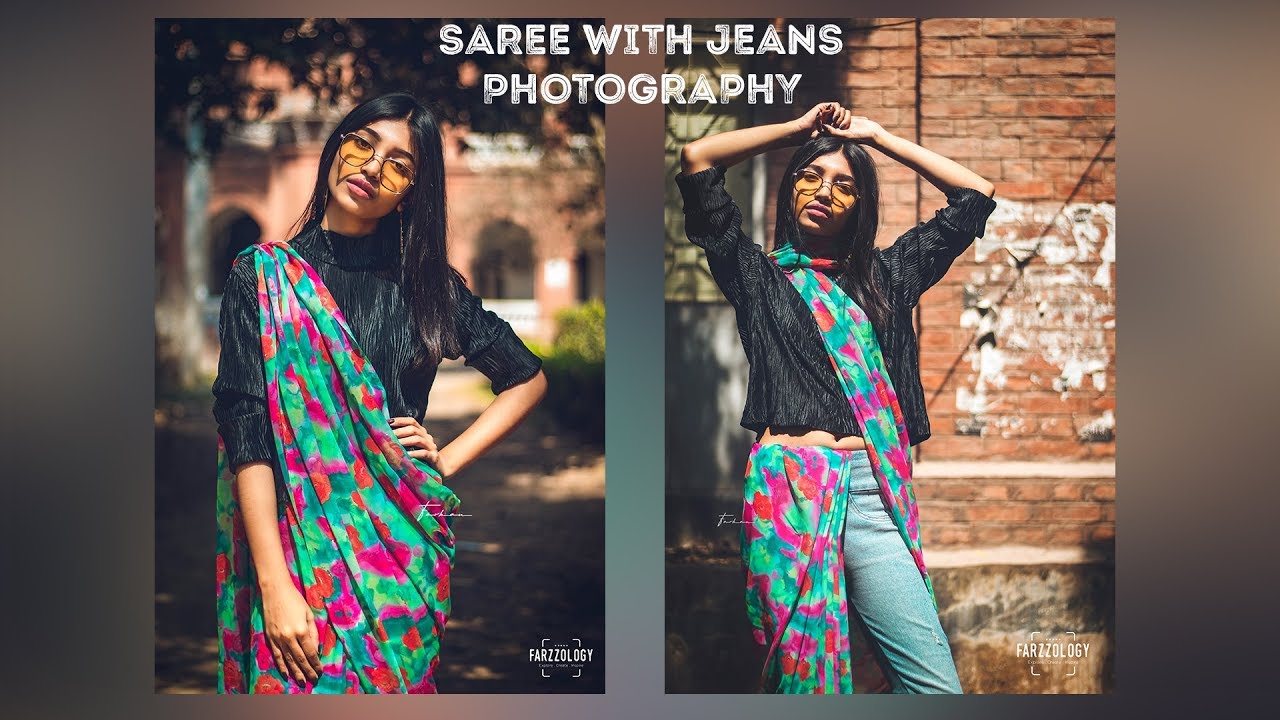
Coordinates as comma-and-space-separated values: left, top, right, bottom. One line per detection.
682, 102, 853, 174
792, 102, 853, 141
261, 581, 324, 685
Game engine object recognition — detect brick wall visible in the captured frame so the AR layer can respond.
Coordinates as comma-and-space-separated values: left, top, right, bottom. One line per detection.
813, 18, 1117, 463
917, 463, 1115, 547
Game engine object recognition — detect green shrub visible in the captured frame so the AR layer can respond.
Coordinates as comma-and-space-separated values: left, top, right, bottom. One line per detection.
538, 301, 604, 442
552, 300, 605, 362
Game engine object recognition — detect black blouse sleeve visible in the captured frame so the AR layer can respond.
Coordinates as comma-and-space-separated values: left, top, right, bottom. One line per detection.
447, 274, 544, 393
674, 164, 764, 311
211, 255, 277, 472
880, 186, 998, 308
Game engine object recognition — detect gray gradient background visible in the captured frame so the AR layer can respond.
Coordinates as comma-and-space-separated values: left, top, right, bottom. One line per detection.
3, 0, 1277, 715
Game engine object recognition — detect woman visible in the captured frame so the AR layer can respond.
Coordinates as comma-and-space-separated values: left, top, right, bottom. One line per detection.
677, 102, 996, 693
213, 92, 548, 693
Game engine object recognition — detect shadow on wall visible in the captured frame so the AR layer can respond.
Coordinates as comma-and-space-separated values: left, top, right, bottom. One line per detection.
665, 303, 758, 552
937, 542, 1116, 693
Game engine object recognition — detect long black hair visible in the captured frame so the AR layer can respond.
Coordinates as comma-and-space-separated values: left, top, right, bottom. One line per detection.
773, 134, 891, 337
289, 92, 461, 373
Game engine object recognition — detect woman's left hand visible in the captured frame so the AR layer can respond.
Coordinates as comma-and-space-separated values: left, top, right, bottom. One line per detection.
822, 116, 887, 145
390, 416, 443, 473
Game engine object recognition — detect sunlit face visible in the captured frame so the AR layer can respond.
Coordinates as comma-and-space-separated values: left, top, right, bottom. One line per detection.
792, 151, 858, 239
325, 118, 417, 224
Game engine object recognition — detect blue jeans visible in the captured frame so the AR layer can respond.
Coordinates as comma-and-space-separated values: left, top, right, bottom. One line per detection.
841, 449, 963, 694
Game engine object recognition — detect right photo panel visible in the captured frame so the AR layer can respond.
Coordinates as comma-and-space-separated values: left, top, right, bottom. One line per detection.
664, 18, 1116, 694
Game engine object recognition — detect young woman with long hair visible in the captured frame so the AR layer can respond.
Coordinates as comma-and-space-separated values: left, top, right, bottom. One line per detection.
677, 102, 996, 693
212, 92, 548, 693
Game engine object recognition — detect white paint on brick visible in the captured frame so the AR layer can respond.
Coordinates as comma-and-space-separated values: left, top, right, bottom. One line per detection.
956, 198, 1116, 435
1054, 356, 1109, 393
976, 200, 1115, 278
988, 415, 1028, 435
1077, 410, 1115, 440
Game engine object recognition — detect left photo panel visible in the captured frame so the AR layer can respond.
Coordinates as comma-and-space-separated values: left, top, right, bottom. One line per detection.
154, 18, 606, 693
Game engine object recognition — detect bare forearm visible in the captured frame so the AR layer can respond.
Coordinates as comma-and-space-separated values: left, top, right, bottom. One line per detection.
438, 370, 548, 478
233, 460, 294, 594
869, 130, 996, 197
681, 120, 805, 175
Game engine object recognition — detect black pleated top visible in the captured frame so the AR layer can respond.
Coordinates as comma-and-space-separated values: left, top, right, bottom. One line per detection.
675, 164, 997, 445
212, 222, 544, 472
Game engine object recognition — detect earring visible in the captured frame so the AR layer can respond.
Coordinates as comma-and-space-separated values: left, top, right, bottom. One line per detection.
399, 209, 405, 256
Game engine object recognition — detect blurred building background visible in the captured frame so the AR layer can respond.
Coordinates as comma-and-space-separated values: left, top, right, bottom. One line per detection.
665, 18, 1115, 693
155, 18, 605, 390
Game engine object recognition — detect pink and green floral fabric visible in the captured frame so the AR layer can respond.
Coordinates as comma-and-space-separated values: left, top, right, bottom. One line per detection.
739, 242, 936, 693
215, 240, 460, 693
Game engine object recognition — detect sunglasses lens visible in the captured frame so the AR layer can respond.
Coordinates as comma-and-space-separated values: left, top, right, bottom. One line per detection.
832, 186, 857, 207
382, 161, 412, 194
339, 135, 374, 165
795, 171, 823, 195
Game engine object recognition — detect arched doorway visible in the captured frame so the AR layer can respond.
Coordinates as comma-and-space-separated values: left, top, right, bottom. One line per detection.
207, 207, 262, 296
471, 219, 535, 299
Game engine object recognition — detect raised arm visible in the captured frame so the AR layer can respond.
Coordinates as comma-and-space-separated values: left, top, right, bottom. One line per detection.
680, 102, 853, 175
822, 116, 998, 307
824, 117, 996, 198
